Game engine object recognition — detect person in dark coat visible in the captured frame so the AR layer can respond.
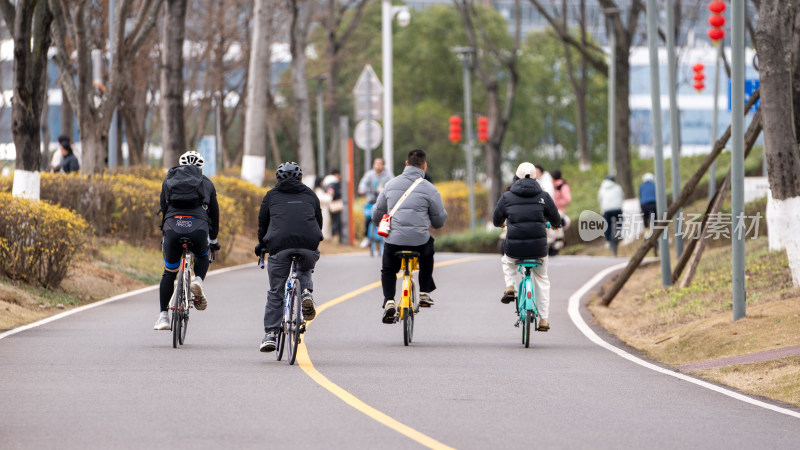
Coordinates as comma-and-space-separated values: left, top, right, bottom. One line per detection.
639, 173, 657, 229
52, 135, 80, 174
492, 162, 561, 331
255, 161, 323, 353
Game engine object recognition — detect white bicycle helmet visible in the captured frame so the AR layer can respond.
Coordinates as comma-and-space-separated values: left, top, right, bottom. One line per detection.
179, 150, 205, 168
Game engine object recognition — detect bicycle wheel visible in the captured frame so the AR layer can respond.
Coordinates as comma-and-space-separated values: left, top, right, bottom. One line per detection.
524, 310, 532, 348
172, 276, 183, 348
403, 282, 416, 346
276, 328, 286, 361
180, 309, 188, 345
288, 287, 302, 365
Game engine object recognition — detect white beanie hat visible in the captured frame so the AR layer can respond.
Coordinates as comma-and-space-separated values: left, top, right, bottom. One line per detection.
516, 162, 536, 179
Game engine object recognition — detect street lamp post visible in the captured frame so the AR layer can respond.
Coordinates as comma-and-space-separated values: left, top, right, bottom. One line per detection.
453, 46, 476, 232
381, 0, 409, 176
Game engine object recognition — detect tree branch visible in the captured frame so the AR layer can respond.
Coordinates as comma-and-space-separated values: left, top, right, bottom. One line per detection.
0, 0, 14, 30
48, 0, 80, 117
528, 0, 608, 75
126, 0, 164, 56
334, 0, 367, 48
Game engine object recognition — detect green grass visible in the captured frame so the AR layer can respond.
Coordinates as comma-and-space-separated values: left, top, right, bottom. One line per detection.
559, 147, 765, 223
96, 241, 164, 285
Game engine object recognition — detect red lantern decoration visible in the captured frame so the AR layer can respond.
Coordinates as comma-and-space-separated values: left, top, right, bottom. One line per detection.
708, 28, 725, 42
709, 1, 726, 14
708, 1, 726, 45
692, 64, 705, 93
448, 115, 462, 144
476, 116, 489, 144
708, 14, 725, 28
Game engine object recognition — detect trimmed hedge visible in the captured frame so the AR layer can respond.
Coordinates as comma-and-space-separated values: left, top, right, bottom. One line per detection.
434, 229, 502, 254
213, 175, 265, 231
0, 192, 90, 287
435, 180, 490, 233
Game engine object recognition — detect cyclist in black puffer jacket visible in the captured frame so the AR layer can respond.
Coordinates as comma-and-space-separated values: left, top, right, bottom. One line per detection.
493, 162, 561, 331
255, 162, 323, 353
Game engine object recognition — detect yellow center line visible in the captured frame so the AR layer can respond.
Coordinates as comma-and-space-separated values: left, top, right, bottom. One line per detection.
297, 255, 486, 449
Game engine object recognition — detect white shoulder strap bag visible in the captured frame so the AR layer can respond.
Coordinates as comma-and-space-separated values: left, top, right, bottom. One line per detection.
377, 177, 424, 237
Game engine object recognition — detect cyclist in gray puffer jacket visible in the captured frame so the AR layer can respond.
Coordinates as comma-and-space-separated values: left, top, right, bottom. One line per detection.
372, 149, 447, 324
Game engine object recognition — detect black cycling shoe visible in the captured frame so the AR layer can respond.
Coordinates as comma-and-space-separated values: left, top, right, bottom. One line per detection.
260, 332, 277, 352
382, 300, 396, 324
501, 287, 516, 304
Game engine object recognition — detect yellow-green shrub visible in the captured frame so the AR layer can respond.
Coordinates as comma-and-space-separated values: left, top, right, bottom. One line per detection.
216, 194, 244, 261
40, 173, 116, 235
109, 165, 165, 181
435, 180, 490, 233
108, 174, 162, 241
0, 192, 90, 287
212, 175, 265, 230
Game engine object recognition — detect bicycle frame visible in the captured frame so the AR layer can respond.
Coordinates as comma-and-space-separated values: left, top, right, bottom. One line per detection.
283, 259, 300, 330
397, 256, 418, 320
170, 247, 194, 313
516, 261, 540, 321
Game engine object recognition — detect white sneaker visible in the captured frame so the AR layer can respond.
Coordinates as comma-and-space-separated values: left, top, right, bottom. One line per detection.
360, 238, 370, 248
154, 311, 170, 330
190, 277, 207, 310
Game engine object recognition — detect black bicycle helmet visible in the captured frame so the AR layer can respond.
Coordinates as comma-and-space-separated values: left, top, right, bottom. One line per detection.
276, 161, 302, 180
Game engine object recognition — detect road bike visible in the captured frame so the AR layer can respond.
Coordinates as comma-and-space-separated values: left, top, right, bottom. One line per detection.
259, 251, 306, 365
514, 258, 542, 348
364, 203, 384, 257
169, 238, 214, 348
393, 251, 418, 346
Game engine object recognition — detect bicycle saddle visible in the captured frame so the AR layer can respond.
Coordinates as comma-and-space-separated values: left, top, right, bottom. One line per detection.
515, 258, 542, 266
288, 252, 305, 261
178, 237, 193, 247
395, 251, 420, 258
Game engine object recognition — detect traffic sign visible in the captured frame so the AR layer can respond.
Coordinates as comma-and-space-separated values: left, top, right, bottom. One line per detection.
353, 65, 383, 122
354, 120, 383, 151
728, 79, 759, 112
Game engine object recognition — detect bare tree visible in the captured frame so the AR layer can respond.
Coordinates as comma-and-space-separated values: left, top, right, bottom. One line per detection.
529, 0, 644, 198
159, 0, 186, 168
49, 0, 164, 174
561, 0, 591, 171
454, 0, 523, 209
241, 0, 274, 185
2, 0, 52, 198
289, 0, 316, 177
754, 0, 800, 285
320, 0, 368, 171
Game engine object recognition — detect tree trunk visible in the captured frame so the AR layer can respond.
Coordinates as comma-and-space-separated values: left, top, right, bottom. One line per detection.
614, 51, 634, 198
9, 0, 52, 199
485, 86, 503, 209
60, 82, 73, 142
290, 0, 316, 177
160, 0, 188, 168
120, 79, 148, 166
756, 0, 800, 285
40, 85, 50, 171
241, 0, 270, 185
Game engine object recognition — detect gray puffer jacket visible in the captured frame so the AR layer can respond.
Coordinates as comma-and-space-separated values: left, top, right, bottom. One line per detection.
372, 165, 447, 246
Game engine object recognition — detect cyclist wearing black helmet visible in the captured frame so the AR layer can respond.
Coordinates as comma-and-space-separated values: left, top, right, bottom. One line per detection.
154, 150, 220, 331
255, 161, 323, 352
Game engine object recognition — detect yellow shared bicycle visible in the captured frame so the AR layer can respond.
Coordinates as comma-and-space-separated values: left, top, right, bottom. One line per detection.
393, 251, 419, 346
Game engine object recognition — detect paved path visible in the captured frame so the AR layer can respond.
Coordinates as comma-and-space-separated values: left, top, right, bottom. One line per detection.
1, 253, 799, 449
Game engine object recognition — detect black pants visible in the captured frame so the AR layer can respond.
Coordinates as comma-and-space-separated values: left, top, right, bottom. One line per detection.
159, 217, 210, 311
264, 248, 320, 333
641, 202, 657, 228
603, 209, 623, 242
381, 238, 436, 302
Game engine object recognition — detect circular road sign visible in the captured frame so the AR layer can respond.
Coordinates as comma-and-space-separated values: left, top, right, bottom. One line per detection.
354, 120, 383, 151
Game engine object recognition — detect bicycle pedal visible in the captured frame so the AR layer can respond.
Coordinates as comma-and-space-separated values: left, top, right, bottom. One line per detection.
514, 322, 520, 328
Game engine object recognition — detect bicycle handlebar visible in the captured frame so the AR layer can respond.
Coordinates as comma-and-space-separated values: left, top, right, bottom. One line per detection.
257, 250, 267, 269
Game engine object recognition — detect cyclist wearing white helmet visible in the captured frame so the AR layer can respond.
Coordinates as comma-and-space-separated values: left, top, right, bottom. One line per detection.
154, 150, 221, 331
255, 161, 323, 352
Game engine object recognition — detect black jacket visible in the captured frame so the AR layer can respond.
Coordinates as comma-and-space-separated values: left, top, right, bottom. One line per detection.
160, 175, 220, 240
493, 177, 561, 259
56, 153, 80, 174
258, 179, 323, 254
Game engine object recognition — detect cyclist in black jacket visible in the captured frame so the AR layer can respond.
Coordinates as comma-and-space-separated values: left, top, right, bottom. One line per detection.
255, 162, 323, 352
154, 150, 220, 331
493, 162, 561, 331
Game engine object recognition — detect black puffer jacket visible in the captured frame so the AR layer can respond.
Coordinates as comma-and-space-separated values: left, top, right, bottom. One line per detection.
493, 177, 561, 259
258, 179, 323, 254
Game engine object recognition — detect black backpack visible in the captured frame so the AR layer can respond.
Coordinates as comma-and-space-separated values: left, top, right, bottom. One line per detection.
165, 165, 206, 208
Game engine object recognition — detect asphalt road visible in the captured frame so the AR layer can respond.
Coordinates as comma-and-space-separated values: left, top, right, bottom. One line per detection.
2, 252, 799, 449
